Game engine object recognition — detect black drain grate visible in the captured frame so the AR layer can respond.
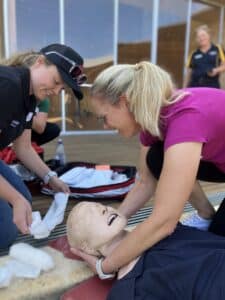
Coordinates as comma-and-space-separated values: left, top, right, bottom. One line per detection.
0, 194, 223, 256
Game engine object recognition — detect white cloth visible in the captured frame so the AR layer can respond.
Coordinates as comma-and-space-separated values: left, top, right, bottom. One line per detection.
6, 259, 40, 278
59, 167, 128, 188
0, 266, 13, 288
0, 243, 54, 288
9, 243, 54, 271
42, 167, 133, 198
29, 192, 69, 239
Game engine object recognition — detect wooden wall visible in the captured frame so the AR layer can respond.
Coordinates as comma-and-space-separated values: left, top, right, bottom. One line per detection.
199, 0, 225, 5
157, 23, 186, 88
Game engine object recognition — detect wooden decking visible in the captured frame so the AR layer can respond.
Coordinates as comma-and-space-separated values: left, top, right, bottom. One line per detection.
32, 134, 140, 220
33, 133, 225, 221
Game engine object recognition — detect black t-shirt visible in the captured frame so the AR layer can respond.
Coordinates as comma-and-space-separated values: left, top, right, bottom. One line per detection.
0, 66, 37, 150
108, 225, 225, 300
187, 43, 225, 88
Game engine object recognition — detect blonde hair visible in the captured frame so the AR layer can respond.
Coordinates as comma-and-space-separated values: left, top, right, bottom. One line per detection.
195, 24, 211, 36
0, 50, 52, 68
91, 61, 185, 138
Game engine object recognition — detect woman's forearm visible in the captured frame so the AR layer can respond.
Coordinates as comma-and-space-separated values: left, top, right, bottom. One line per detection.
119, 145, 156, 218
102, 210, 176, 273
118, 176, 156, 218
103, 142, 202, 274
13, 130, 70, 194
14, 144, 50, 180
13, 130, 50, 180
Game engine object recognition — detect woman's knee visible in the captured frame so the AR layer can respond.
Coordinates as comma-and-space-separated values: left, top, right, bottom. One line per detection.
46, 122, 61, 139
52, 123, 61, 138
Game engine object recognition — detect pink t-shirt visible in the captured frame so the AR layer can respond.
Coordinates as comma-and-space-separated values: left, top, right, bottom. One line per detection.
140, 87, 225, 172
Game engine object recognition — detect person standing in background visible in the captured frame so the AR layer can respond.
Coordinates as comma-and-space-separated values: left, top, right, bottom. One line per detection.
184, 25, 225, 88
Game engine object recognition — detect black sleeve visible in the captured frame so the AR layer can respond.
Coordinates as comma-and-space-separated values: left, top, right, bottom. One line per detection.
0, 79, 20, 130
25, 115, 34, 129
25, 95, 37, 129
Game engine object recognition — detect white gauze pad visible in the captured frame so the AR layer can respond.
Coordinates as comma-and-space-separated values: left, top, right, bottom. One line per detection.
9, 243, 54, 271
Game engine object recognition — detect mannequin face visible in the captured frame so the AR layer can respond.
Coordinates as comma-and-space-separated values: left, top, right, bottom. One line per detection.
67, 202, 127, 253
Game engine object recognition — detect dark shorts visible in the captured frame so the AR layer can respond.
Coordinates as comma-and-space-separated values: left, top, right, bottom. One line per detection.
147, 141, 225, 182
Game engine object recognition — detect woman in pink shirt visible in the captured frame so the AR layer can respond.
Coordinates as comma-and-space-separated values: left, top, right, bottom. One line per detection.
72, 61, 225, 280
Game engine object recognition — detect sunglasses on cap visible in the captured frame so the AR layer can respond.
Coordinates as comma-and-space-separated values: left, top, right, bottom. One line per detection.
44, 50, 87, 85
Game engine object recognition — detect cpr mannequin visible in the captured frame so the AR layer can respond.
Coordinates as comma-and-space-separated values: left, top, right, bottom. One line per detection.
67, 202, 138, 279
67, 202, 225, 300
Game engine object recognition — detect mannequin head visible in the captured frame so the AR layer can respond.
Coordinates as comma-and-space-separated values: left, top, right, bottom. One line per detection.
67, 202, 127, 256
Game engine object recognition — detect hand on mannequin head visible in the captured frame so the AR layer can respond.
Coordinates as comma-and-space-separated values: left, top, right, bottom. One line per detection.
67, 202, 127, 258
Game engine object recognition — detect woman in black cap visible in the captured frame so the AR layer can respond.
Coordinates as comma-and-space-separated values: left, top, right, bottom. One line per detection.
0, 43, 86, 248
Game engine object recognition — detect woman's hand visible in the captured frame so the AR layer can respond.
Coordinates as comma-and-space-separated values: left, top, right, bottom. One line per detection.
49, 176, 70, 193
70, 248, 98, 273
13, 197, 32, 234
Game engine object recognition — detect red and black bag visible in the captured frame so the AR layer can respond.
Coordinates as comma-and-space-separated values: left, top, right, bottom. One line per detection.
42, 160, 136, 201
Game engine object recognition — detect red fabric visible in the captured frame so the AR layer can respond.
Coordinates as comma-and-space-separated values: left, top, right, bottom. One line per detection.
49, 236, 115, 300
61, 276, 115, 300
48, 235, 82, 261
31, 142, 44, 155
0, 147, 17, 164
0, 142, 43, 164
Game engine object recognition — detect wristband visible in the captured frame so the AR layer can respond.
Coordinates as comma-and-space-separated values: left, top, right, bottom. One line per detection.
95, 258, 115, 280
43, 171, 58, 184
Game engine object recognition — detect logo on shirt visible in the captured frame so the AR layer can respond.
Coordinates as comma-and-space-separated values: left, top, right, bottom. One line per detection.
10, 120, 20, 128
26, 112, 34, 122
194, 54, 203, 59
209, 50, 217, 56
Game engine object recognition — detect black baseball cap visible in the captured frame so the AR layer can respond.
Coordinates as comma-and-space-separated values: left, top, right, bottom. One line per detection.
40, 43, 86, 100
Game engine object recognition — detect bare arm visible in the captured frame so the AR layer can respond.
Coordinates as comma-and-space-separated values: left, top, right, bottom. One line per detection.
102, 142, 202, 273
32, 111, 48, 134
208, 61, 225, 77
13, 129, 53, 179
13, 129, 70, 193
183, 68, 192, 88
118, 145, 157, 218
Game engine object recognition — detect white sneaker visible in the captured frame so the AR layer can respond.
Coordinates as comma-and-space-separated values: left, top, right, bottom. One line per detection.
181, 212, 212, 231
